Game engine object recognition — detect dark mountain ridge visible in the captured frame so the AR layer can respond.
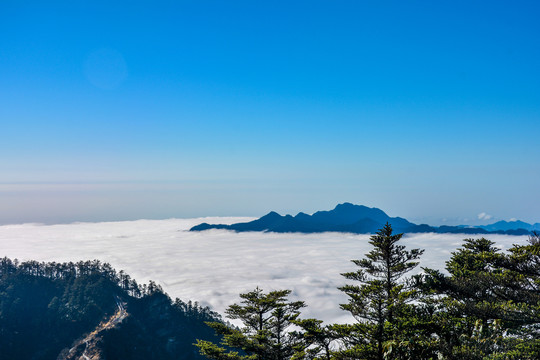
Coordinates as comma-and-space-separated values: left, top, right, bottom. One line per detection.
476, 220, 540, 232
190, 203, 533, 235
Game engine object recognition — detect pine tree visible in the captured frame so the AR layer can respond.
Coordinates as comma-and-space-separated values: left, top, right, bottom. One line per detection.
291, 319, 340, 360
196, 287, 305, 360
337, 223, 424, 360
421, 235, 540, 359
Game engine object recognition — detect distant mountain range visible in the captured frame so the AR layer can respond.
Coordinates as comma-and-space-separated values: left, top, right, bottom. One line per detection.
190, 203, 536, 235
476, 220, 540, 232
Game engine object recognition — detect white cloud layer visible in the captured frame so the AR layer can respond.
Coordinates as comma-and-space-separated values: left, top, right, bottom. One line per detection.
0, 218, 529, 324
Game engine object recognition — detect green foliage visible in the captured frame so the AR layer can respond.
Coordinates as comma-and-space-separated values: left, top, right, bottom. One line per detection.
196, 287, 305, 360
420, 235, 540, 359
0, 259, 118, 359
337, 223, 425, 360
291, 319, 341, 360
0, 257, 221, 360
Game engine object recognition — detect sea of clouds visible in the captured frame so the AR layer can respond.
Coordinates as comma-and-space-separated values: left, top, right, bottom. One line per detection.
0, 218, 530, 324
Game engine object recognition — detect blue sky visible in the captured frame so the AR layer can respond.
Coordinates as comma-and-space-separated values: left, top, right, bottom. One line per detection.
1, 1, 539, 224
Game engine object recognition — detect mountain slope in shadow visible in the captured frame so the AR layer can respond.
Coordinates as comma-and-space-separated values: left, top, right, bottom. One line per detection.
190, 203, 531, 235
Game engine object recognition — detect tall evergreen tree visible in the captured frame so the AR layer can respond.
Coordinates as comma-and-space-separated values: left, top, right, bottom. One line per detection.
196, 287, 305, 360
337, 223, 424, 360
421, 236, 540, 359
291, 319, 341, 360
420, 238, 507, 359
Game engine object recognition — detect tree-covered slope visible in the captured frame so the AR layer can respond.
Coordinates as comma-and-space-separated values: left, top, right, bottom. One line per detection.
0, 257, 221, 360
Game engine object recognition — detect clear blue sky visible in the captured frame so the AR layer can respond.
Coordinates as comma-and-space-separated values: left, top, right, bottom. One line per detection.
1, 0, 539, 225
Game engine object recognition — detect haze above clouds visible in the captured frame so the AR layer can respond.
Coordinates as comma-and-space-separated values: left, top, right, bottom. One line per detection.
0, 218, 529, 324
2, 2, 540, 225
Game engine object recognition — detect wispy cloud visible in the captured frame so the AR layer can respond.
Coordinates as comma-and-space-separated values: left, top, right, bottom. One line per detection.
478, 212, 493, 220
0, 219, 529, 323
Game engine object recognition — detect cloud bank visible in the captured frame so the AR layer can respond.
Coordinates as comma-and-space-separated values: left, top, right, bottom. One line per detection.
0, 218, 529, 324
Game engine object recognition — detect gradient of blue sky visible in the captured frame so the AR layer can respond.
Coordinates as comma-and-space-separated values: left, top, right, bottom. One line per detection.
1, 1, 539, 224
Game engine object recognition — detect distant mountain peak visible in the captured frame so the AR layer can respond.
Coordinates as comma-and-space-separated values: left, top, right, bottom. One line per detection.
261, 211, 281, 219
477, 219, 539, 232
335, 202, 355, 209
190, 203, 534, 235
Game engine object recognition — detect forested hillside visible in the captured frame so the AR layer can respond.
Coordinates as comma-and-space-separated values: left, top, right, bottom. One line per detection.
0, 258, 220, 360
